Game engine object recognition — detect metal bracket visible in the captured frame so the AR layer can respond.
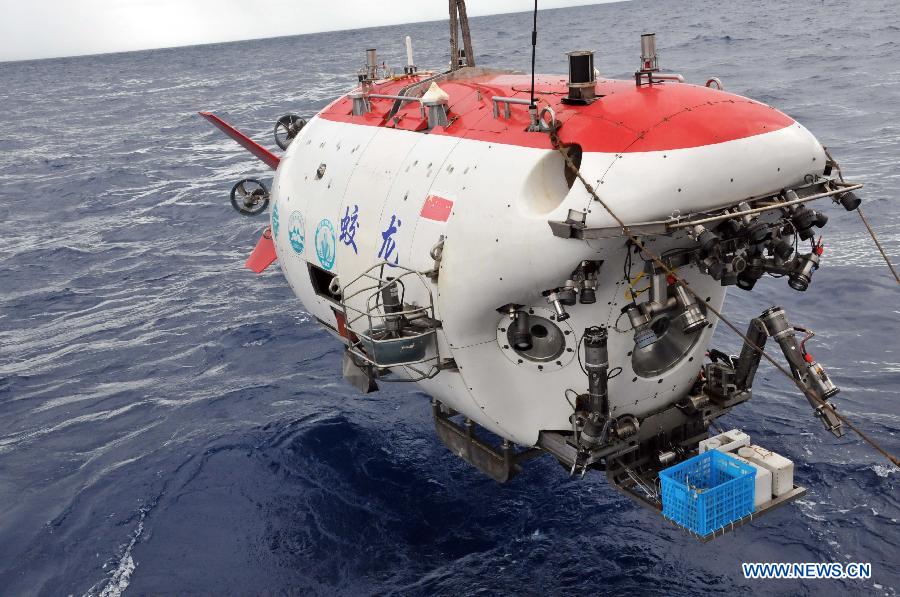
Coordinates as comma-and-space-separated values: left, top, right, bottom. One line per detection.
548, 209, 668, 240
341, 351, 379, 393
432, 401, 541, 483
548, 179, 864, 240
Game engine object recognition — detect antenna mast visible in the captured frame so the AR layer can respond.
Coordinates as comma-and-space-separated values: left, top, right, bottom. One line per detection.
449, 0, 476, 70
530, 0, 538, 108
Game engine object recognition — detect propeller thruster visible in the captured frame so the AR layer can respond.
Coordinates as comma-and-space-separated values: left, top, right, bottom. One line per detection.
230, 179, 270, 216
274, 114, 306, 150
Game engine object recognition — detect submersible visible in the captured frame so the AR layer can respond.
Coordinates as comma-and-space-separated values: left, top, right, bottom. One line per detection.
201, 3, 882, 539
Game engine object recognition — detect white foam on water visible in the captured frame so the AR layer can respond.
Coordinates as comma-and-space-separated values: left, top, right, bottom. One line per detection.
872, 464, 898, 478
86, 509, 146, 597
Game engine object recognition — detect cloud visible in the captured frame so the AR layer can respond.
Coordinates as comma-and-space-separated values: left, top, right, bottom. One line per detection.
0, 0, 617, 62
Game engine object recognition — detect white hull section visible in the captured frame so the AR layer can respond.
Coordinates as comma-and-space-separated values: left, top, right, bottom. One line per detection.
269, 116, 825, 445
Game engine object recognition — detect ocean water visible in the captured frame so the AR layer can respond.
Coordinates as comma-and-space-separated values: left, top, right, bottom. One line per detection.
0, 0, 898, 594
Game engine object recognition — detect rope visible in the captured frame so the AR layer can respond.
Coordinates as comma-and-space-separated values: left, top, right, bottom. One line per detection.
823, 146, 899, 284
550, 132, 899, 468
856, 207, 900, 284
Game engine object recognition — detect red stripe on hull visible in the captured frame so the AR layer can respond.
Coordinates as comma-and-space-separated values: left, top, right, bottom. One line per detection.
317, 74, 794, 153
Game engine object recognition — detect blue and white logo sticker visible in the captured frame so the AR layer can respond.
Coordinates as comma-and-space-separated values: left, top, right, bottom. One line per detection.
288, 211, 306, 255
315, 219, 336, 270
271, 201, 280, 239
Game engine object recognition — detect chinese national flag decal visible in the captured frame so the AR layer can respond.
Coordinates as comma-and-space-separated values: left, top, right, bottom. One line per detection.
420, 195, 453, 222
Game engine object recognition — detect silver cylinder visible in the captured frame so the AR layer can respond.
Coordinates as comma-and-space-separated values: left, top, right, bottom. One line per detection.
640, 33, 658, 71
806, 360, 840, 399
674, 284, 707, 333
614, 415, 640, 439
641, 34, 656, 60
682, 393, 710, 413
658, 450, 677, 466
366, 48, 378, 80
624, 304, 650, 329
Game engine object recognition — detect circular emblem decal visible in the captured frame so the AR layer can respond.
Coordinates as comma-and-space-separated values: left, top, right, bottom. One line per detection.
288, 211, 306, 255
271, 201, 280, 239
315, 219, 336, 270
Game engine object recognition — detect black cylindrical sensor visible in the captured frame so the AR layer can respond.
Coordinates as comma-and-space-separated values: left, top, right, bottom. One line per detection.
381, 278, 402, 314
838, 191, 861, 211
584, 326, 609, 415
568, 51, 594, 84
566, 50, 596, 102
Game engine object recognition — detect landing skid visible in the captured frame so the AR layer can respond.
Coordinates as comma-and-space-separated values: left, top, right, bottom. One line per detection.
432, 401, 542, 483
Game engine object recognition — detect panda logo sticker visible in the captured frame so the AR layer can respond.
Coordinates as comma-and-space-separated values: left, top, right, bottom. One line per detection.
315, 219, 336, 270
288, 211, 306, 255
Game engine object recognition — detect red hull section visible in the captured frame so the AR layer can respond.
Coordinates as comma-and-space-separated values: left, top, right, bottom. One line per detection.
319, 74, 794, 153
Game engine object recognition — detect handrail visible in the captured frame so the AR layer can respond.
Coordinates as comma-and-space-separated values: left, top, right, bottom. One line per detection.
492, 96, 531, 119
548, 180, 865, 240
366, 93, 426, 118
649, 73, 684, 83
368, 93, 422, 102
667, 183, 864, 229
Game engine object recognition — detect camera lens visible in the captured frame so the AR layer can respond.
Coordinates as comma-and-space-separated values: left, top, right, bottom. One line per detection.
788, 273, 809, 291
813, 211, 828, 228
737, 269, 761, 291
838, 191, 861, 211
558, 288, 577, 306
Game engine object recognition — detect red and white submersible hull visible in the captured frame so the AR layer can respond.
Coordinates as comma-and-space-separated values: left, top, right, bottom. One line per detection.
202, 33, 866, 539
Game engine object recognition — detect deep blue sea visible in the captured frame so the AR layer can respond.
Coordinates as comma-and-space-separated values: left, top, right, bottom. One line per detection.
0, 0, 898, 594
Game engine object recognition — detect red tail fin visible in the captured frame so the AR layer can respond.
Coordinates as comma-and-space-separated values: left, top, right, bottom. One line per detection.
199, 112, 280, 170
245, 228, 277, 273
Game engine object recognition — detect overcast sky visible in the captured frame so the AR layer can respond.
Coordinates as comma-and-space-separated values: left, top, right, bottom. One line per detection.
0, 0, 621, 62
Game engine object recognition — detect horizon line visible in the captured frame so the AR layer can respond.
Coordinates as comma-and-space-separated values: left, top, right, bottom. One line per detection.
0, 0, 627, 65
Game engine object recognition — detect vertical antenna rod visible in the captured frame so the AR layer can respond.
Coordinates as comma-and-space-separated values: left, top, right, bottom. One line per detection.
449, 0, 475, 71
449, 0, 460, 71
458, 0, 475, 67
530, 0, 538, 108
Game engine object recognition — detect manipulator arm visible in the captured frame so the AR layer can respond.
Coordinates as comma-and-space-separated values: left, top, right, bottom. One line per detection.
757, 307, 843, 437
707, 306, 843, 437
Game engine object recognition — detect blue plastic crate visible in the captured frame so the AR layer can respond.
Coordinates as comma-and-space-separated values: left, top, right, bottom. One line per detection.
659, 450, 756, 536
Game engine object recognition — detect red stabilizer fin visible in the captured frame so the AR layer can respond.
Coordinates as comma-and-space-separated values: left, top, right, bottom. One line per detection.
245, 228, 277, 273
199, 111, 280, 170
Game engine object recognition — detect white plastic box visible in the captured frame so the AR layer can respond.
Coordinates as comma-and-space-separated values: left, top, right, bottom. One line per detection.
699, 429, 751, 454
738, 445, 794, 497
729, 453, 774, 507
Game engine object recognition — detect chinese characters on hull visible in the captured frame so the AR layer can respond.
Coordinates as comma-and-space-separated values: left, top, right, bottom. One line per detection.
378, 215, 401, 265
340, 204, 359, 254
